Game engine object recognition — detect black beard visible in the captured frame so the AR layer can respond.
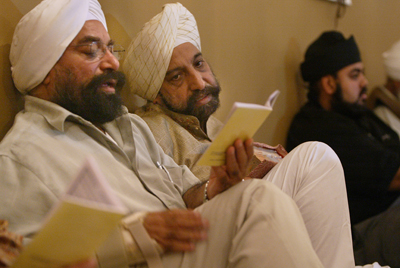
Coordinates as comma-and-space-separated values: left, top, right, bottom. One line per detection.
161, 83, 221, 123
52, 70, 126, 124
331, 83, 369, 118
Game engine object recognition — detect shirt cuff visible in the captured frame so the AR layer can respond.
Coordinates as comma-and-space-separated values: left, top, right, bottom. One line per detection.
121, 212, 164, 264
96, 212, 163, 268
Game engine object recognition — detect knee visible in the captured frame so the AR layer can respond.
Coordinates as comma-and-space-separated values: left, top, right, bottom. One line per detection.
241, 179, 294, 204
298, 141, 341, 165
299, 141, 334, 154
203, 179, 294, 215
291, 142, 345, 185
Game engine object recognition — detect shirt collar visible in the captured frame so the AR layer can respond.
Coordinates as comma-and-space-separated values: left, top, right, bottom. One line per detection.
24, 95, 128, 132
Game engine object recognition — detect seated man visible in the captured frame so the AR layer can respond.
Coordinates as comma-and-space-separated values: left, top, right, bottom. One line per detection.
367, 39, 400, 137
0, 0, 326, 267
123, 3, 354, 268
287, 30, 400, 267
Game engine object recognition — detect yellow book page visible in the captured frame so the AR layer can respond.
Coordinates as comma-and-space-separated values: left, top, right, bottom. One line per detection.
12, 157, 127, 268
197, 107, 272, 166
12, 201, 124, 268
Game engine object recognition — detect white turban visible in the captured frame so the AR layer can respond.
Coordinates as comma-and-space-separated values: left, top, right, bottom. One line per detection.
10, 0, 107, 94
123, 2, 201, 101
383, 39, 400, 81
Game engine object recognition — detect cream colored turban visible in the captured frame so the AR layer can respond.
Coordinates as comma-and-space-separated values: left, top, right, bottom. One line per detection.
10, 0, 107, 94
383, 39, 400, 81
123, 2, 201, 101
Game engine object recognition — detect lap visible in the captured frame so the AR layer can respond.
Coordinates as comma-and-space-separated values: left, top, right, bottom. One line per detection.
162, 180, 323, 268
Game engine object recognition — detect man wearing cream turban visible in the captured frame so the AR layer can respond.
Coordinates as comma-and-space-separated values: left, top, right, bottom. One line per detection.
0, 1, 328, 268
369, 40, 400, 138
125, 4, 357, 268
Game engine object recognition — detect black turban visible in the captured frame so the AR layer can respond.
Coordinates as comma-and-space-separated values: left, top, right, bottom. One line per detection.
300, 31, 361, 83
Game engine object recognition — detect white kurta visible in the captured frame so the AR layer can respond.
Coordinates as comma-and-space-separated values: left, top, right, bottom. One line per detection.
0, 96, 324, 268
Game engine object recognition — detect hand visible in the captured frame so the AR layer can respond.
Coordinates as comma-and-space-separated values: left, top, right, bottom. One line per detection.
62, 258, 97, 268
207, 138, 253, 199
143, 210, 209, 252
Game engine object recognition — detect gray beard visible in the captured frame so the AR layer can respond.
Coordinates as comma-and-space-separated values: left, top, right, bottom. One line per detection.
160, 84, 221, 123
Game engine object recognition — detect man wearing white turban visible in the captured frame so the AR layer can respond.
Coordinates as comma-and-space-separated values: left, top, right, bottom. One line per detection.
10, 0, 107, 95
125, 3, 355, 268
368, 40, 400, 138
0, 1, 327, 268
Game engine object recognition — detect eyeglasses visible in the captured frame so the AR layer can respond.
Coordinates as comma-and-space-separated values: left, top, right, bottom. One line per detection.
73, 41, 125, 61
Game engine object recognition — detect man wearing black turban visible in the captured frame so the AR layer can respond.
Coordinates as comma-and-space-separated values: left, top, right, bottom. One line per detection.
287, 31, 400, 267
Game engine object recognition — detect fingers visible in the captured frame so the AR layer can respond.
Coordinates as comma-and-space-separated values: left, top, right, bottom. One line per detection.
143, 210, 209, 252
226, 139, 253, 179
208, 139, 253, 199
245, 138, 254, 158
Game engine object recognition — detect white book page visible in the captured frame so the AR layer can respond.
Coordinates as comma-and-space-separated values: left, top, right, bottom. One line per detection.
225, 89, 280, 123
65, 157, 126, 210
264, 90, 280, 108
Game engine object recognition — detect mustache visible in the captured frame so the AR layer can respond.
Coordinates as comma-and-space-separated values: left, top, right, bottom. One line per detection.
360, 87, 368, 96
191, 84, 220, 101
86, 71, 126, 93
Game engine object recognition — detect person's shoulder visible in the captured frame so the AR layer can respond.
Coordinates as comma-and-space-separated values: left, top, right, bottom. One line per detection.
127, 112, 150, 126
291, 102, 327, 124
135, 103, 164, 116
135, 103, 173, 131
0, 110, 46, 163
293, 102, 352, 123
288, 102, 358, 141
134, 103, 171, 124
128, 110, 172, 136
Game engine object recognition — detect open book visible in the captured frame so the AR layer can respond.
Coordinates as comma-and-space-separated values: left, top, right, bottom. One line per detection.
197, 90, 280, 166
12, 157, 128, 268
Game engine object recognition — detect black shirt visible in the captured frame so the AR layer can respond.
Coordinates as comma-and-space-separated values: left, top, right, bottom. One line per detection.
287, 101, 400, 225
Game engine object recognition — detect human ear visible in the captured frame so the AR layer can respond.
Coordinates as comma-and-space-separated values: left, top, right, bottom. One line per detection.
320, 75, 337, 95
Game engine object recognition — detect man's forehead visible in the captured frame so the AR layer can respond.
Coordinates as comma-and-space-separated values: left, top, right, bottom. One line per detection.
339, 62, 364, 74
169, 43, 202, 68
71, 20, 110, 45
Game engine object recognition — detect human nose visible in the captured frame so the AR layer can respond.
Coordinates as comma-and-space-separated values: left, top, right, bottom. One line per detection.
360, 73, 368, 87
188, 69, 206, 91
99, 49, 120, 71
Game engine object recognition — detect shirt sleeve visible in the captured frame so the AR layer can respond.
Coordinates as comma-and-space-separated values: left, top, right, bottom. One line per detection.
0, 156, 58, 239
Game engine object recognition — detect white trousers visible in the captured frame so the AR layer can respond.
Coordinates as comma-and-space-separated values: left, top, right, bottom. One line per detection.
264, 141, 354, 268
161, 179, 324, 268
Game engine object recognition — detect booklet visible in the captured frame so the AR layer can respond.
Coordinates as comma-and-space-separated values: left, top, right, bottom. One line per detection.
12, 157, 128, 268
196, 90, 280, 166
